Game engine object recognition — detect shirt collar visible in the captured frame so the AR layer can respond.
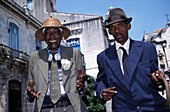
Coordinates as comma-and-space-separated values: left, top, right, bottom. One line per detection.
115, 37, 130, 51
47, 46, 61, 54
47, 46, 61, 61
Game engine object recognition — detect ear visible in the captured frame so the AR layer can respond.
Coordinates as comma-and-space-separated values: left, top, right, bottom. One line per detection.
127, 23, 131, 30
108, 29, 112, 35
42, 33, 45, 39
61, 32, 64, 38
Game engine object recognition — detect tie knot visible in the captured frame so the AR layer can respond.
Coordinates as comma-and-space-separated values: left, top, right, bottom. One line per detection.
51, 52, 56, 57
119, 47, 126, 52
48, 52, 61, 61
119, 47, 127, 55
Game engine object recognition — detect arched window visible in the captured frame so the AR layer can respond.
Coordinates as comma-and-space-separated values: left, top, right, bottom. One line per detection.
9, 22, 19, 50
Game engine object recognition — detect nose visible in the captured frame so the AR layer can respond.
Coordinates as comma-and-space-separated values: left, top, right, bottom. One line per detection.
115, 26, 119, 33
49, 33, 55, 39
115, 29, 119, 33
50, 33, 55, 37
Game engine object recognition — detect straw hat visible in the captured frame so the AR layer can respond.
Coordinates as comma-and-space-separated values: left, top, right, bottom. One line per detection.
104, 8, 132, 27
35, 17, 70, 41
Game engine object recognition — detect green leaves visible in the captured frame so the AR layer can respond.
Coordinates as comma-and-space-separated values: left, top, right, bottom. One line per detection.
81, 75, 105, 112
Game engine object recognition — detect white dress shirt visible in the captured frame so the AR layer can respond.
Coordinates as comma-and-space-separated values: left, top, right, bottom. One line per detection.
115, 38, 130, 74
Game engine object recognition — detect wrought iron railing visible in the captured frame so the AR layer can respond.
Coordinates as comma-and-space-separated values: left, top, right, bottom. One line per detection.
0, 43, 29, 62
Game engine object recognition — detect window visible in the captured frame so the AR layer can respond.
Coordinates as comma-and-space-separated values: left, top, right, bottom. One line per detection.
66, 38, 81, 51
36, 39, 42, 50
9, 22, 19, 50
71, 29, 82, 36
27, 0, 32, 10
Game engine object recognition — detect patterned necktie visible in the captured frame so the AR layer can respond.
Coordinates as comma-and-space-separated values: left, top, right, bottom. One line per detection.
120, 47, 128, 81
50, 53, 61, 104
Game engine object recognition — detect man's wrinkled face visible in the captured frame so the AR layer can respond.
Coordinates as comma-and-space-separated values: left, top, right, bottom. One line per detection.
44, 28, 62, 51
108, 21, 131, 45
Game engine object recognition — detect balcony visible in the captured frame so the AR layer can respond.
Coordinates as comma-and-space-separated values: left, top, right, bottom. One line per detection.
0, 44, 29, 69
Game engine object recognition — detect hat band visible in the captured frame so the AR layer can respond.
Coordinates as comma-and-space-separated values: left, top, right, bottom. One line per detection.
42, 27, 63, 34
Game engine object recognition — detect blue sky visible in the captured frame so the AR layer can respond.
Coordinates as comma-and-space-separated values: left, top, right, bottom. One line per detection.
56, 0, 170, 41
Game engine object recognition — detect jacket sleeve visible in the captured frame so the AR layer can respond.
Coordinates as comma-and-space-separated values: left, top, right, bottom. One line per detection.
73, 48, 87, 93
95, 54, 108, 105
150, 43, 165, 91
150, 43, 159, 73
26, 52, 36, 102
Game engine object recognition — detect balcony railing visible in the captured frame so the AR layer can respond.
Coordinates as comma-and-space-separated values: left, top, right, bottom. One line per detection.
0, 44, 29, 63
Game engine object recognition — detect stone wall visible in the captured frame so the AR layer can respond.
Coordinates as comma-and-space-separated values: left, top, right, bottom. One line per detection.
0, 45, 29, 112
0, 0, 42, 111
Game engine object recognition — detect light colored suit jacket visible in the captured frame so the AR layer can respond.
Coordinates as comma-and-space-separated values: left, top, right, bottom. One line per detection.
28, 46, 87, 112
95, 39, 167, 112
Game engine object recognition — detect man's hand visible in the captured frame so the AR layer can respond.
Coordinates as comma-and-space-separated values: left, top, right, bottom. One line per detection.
27, 80, 41, 100
151, 70, 164, 85
77, 68, 85, 92
102, 87, 117, 101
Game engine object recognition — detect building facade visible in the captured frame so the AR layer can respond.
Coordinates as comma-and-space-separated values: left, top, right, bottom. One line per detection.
0, 0, 42, 111
143, 21, 170, 94
143, 21, 170, 75
0, 0, 109, 111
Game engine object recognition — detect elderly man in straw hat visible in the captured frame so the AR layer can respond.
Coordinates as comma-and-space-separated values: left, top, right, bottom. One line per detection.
27, 17, 88, 112
95, 8, 169, 112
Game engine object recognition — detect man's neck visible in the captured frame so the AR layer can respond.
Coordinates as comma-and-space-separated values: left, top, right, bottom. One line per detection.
49, 47, 59, 51
115, 38, 130, 51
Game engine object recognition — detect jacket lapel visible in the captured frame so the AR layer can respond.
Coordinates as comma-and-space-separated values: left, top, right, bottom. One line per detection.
37, 48, 49, 84
105, 45, 130, 90
128, 40, 143, 83
61, 46, 73, 85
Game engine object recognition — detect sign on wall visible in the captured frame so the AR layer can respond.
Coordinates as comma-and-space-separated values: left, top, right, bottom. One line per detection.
66, 38, 80, 50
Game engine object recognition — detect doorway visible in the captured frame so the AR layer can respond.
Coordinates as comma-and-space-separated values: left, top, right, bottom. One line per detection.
9, 80, 22, 112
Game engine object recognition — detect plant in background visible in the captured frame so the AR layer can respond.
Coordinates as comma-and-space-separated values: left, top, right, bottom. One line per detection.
8, 49, 13, 58
81, 75, 106, 112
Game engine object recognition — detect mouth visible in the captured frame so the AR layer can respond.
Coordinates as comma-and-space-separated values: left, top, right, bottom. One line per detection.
115, 33, 123, 38
114, 33, 125, 40
49, 40, 57, 43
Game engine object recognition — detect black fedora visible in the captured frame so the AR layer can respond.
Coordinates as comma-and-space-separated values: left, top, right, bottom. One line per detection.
104, 8, 132, 27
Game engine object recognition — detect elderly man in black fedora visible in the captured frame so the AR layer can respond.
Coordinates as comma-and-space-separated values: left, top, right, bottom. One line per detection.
27, 17, 88, 112
95, 8, 168, 112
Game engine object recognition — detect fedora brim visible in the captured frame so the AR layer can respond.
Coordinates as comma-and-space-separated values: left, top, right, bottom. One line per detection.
103, 17, 132, 28
35, 26, 70, 41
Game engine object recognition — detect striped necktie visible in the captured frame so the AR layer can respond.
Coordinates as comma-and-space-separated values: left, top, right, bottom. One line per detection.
50, 53, 61, 104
